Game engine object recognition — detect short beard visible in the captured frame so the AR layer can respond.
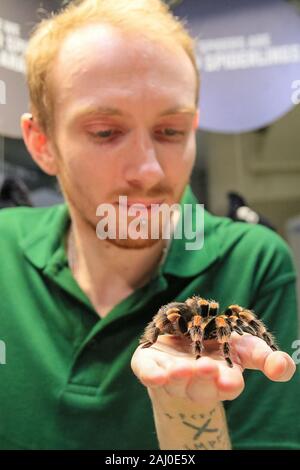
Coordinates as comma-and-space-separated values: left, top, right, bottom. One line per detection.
105, 236, 163, 250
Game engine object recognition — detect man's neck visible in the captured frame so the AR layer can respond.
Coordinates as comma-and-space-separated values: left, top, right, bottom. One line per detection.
66, 215, 167, 318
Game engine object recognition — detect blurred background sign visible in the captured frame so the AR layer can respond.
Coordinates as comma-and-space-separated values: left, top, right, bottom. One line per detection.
173, 0, 300, 133
0, 0, 60, 138
0, 1, 61, 206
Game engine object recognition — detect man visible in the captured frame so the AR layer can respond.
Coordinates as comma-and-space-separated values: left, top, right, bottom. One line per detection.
0, 0, 298, 450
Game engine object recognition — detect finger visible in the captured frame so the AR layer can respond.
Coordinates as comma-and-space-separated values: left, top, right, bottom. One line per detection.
131, 348, 168, 388
193, 356, 220, 378
231, 334, 296, 381
216, 362, 245, 401
163, 359, 194, 398
231, 333, 275, 370
263, 351, 296, 382
186, 357, 220, 405
193, 356, 244, 401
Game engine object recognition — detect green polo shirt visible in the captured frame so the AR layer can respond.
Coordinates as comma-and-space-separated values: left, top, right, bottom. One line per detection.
0, 185, 299, 450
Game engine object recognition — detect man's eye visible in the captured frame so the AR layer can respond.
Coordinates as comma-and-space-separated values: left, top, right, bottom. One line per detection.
93, 130, 115, 139
157, 128, 186, 139
163, 128, 181, 136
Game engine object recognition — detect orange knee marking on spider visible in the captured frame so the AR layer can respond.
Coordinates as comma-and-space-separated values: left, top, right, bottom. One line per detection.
156, 320, 165, 330
228, 304, 242, 313
240, 311, 254, 321
198, 298, 209, 307
193, 315, 202, 327
167, 312, 181, 323
216, 317, 227, 327
210, 301, 219, 309
166, 308, 180, 315
227, 315, 238, 325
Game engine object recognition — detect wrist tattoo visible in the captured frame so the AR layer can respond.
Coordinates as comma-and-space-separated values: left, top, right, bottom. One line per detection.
164, 408, 230, 450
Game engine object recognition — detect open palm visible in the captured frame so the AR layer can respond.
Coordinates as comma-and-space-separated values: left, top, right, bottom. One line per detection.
131, 333, 296, 406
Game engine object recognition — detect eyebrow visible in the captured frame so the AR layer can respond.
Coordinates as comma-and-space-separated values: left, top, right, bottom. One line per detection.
71, 105, 197, 122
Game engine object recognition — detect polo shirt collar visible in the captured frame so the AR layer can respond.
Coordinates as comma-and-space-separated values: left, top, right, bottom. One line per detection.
20, 203, 70, 271
163, 185, 221, 277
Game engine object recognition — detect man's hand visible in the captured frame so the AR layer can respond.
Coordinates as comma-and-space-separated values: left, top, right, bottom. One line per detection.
131, 333, 296, 449
131, 333, 296, 406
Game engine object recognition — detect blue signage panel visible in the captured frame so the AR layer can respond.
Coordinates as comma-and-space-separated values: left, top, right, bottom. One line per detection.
173, 0, 300, 133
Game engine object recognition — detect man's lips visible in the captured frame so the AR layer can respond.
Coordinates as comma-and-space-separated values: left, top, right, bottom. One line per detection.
116, 200, 165, 208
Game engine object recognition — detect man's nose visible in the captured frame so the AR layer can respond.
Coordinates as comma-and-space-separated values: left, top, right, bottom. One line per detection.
122, 130, 165, 189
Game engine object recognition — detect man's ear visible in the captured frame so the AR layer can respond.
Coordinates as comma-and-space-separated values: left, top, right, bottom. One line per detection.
20, 113, 58, 176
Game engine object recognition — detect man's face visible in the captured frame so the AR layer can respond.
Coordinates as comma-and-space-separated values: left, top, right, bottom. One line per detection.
50, 24, 198, 248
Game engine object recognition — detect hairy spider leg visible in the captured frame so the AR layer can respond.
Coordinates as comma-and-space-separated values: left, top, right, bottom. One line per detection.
224, 305, 257, 336
225, 305, 278, 351
201, 301, 220, 341
238, 308, 278, 351
215, 315, 234, 368
196, 297, 210, 318
222, 310, 247, 336
229, 319, 244, 336
203, 313, 234, 368
187, 314, 204, 359
208, 301, 219, 317
139, 303, 189, 348
240, 312, 278, 350
187, 300, 220, 360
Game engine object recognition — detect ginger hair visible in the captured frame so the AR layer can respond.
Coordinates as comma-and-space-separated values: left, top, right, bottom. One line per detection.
25, 0, 200, 135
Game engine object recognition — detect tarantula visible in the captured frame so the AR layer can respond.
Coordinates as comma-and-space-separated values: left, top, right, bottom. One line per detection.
139, 296, 278, 367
